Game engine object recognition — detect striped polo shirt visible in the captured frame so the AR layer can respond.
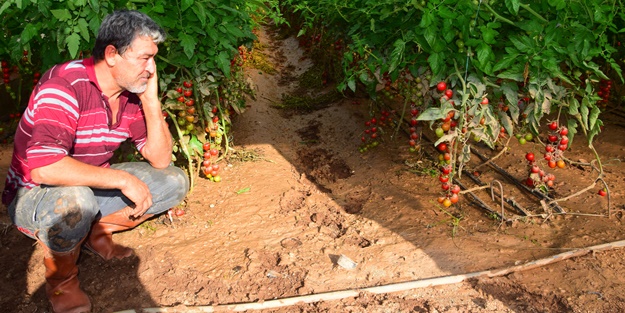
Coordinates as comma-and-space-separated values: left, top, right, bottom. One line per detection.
2, 57, 148, 205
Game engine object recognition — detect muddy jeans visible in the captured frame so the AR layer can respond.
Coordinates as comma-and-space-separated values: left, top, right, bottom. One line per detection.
7, 162, 189, 252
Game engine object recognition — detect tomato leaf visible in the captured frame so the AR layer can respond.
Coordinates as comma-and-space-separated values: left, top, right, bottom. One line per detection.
476, 42, 493, 68
588, 119, 602, 144
51, 9, 71, 21
498, 111, 514, 137
188, 134, 203, 156
582, 61, 609, 80
505, 0, 520, 15
65, 33, 81, 58
566, 119, 578, 147
568, 97, 580, 116
417, 107, 444, 122
20, 23, 38, 45
493, 52, 519, 72
0, 1, 11, 16
509, 35, 531, 53
216, 50, 231, 77
77, 18, 90, 42
497, 64, 524, 82
193, 2, 207, 26
388, 39, 405, 74
548, 0, 566, 10
480, 25, 499, 45
434, 133, 456, 147
179, 32, 197, 59
181, 0, 193, 12
500, 81, 519, 121
580, 98, 589, 129
347, 77, 356, 92
419, 11, 433, 28
588, 105, 600, 132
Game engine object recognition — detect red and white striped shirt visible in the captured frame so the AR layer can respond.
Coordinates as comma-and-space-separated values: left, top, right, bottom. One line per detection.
2, 57, 148, 205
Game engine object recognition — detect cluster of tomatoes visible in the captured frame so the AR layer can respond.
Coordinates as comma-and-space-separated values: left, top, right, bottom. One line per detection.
596, 79, 612, 106
407, 105, 420, 151
437, 165, 461, 207
544, 121, 568, 169
524, 152, 556, 188
359, 110, 393, 153
2, 60, 12, 85
174, 81, 199, 135
231, 45, 249, 69
202, 142, 222, 182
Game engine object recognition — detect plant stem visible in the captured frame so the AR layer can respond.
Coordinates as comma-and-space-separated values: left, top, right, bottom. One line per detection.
165, 109, 195, 194
588, 143, 604, 176
483, 3, 517, 26
519, 3, 549, 23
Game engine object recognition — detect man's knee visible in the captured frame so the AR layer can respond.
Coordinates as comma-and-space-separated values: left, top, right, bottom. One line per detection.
162, 165, 189, 202
36, 187, 99, 252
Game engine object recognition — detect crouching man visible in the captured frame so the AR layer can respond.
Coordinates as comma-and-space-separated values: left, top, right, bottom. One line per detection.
2, 10, 189, 313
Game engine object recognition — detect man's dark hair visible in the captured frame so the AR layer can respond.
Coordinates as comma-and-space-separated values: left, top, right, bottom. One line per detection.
92, 10, 166, 61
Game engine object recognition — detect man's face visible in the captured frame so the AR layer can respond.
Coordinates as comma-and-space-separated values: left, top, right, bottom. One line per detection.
114, 36, 158, 94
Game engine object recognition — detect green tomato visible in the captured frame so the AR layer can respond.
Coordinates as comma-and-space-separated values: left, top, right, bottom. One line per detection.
524, 133, 534, 141
435, 127, 445, 137
518, 138, 527, 145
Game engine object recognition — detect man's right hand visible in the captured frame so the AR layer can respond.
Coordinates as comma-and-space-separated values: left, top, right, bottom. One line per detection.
119, 173, 153, 218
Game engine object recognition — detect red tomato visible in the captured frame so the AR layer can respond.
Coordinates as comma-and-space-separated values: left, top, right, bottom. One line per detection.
436, 81, 447, 92
449, 193, 459, 204
548, 121, 558, 130
450, 185, 460, 194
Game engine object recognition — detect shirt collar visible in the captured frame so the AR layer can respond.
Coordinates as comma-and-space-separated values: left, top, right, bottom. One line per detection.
84, 57, 131, 102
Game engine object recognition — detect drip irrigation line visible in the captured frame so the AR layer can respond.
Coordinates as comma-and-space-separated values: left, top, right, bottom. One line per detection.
116, 239, 625, 313
453, 178, 505, 221
462, 169, 529, 216
470, 147, 565, 213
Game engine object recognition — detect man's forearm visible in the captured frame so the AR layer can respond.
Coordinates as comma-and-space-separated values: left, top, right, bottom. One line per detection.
30, 156, 133, 189
141, 101, 173, 169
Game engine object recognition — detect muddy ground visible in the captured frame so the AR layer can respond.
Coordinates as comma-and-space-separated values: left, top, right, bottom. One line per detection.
1, 26, 625, 313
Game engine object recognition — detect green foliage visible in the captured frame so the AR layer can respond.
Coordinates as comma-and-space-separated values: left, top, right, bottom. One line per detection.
279, 0, 625, 149
0, 0, 278, 77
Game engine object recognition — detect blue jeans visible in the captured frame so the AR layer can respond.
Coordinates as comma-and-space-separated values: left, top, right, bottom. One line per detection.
7, 162, 189, 252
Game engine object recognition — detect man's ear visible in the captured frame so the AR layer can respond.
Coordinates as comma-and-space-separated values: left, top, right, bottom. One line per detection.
104, 45, 118, 67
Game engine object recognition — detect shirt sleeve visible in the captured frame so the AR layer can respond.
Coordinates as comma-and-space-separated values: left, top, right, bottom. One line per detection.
25, 78, 79, 169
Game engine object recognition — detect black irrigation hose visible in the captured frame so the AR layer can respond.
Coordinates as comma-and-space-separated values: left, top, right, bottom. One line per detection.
470, 147, 565, 214
462, 169, 529, 216
453, 178, 506, 221
374, 101, 513, 218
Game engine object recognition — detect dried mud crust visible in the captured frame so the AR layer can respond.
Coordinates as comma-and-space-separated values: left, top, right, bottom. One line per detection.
1, 24, 625, 313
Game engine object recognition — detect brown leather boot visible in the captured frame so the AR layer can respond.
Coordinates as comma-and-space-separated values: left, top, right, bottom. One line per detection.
85, 209, 154, 260
40, 241, 91, 313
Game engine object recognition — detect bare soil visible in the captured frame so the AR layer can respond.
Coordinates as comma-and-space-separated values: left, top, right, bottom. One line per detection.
1, 26, 625, 313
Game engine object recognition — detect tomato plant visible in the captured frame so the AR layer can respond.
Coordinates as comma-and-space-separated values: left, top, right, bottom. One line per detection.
279, 0, 625, 206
